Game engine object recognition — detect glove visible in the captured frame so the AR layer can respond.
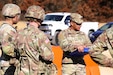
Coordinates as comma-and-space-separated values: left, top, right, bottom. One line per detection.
83, 47, 89, 52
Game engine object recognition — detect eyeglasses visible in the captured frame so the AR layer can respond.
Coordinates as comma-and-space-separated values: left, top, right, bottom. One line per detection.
76, 23, 82, 26
72, 21, 81, 26
72, 21, 82, 26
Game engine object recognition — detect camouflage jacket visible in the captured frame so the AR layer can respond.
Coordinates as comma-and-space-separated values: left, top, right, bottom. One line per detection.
58, 28, 92, 63
89, 27, 113, 68
16, 25, 56, 75
0, 23, 56, 75
17, 25, 54, 62
0, 23, 16, 57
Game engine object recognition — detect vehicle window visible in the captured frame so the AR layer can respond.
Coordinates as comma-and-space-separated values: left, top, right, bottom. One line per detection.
64, 16, 70, 25
44, 15, 63, 21
99, 24, 109, 31
110, 23, 113, 27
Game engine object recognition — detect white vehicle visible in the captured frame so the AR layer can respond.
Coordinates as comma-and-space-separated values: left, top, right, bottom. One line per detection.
39, 12, 70, 45
39, 12, 98, 45
80, 22, 99, 37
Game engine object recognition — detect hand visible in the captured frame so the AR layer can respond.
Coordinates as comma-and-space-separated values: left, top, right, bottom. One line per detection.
77, 45, 86, 52
103, 58, 113, 68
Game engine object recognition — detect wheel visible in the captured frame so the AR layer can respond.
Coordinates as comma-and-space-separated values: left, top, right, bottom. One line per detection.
51, 31, 60, 46
88, 30, 94, 38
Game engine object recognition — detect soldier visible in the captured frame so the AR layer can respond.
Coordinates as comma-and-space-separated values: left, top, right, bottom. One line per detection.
14, 5, 57, 75
89, 26, 113, 68
0, 3, 21, 75
58, 13, 92, 75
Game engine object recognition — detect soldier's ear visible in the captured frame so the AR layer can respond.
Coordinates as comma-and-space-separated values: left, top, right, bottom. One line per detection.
70, 21, 73, 26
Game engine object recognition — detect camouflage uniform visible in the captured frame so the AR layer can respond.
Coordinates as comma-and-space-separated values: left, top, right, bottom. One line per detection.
14, 25, 57, 75
0, 3, 21, 75
58, 13, 92, 75
15, 5, 57, 75
0, 23, 17, 75
89, 27, 113, 68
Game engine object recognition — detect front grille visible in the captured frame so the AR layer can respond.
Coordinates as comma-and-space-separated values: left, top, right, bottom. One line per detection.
39, 25, 52, 40
41, 24, 48, 26
44, 30, 52, 40
39, 26, 49, 30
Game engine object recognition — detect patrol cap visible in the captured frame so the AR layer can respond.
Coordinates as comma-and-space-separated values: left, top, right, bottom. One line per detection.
25, 5, 45, 20
2, 3, 21, 17
70, 13, 84, 24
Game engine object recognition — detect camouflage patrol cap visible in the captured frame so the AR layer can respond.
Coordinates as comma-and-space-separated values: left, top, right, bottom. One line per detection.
2, 3, 21, 17
70, 13, 84, 24
25, 5, 45, 20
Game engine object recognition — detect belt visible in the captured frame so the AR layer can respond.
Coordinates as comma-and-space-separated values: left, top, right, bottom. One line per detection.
39, 56, 52, 64
62, 63, 74, 64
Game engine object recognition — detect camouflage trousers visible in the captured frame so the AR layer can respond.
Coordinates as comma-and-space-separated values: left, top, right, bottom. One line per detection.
62, 64, 86, 75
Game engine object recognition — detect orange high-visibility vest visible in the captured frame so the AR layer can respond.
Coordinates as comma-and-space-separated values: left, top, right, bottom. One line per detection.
52, 46, 100, 75
84, 54, 100, 75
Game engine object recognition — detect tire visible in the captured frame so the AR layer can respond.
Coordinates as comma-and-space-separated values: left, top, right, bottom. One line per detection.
88, 30, 94, 38
51, 31, 60, 46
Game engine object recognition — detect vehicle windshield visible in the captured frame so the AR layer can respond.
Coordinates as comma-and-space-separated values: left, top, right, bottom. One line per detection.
99, 24, 110, 31
44, 15, 63, 21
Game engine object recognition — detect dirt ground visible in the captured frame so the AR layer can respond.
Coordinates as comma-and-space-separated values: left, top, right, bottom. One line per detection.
98, 22, 106, 28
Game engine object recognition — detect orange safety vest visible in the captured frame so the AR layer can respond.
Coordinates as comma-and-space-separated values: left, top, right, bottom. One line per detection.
84, 54, 100, 75
52, 46, 100, 75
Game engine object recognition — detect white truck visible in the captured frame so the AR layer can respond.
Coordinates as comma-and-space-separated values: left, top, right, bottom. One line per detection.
39, 12, 98, 45
80, 22, 99, 37
39, 12, 70, 45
